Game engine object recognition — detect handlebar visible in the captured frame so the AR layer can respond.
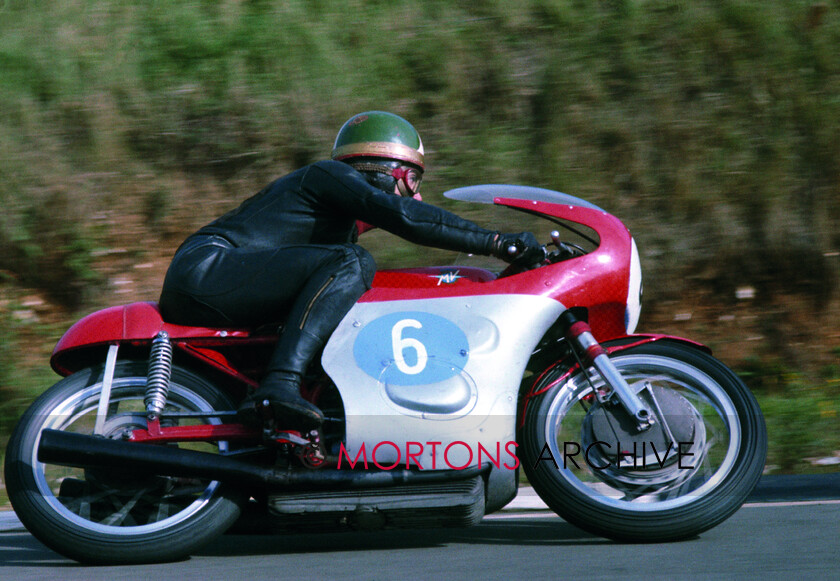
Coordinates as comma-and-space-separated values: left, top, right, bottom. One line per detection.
498, 231, 587, 278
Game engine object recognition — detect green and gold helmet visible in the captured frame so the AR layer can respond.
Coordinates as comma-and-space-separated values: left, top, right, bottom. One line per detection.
332, 111, 425, 170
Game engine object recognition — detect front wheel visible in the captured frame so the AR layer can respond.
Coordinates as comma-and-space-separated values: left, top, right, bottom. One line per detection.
4, 361, 246, 564
520, 342, 767, 542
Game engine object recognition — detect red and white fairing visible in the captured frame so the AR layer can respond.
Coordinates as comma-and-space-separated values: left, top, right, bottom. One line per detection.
323, 185, 644, 469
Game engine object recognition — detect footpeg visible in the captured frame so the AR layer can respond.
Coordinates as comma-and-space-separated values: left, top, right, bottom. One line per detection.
267, 429, 326, 469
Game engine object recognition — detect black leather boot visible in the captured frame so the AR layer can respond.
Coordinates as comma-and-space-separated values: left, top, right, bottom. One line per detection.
237, 371, 324, 430
237, 255, 372, 430
238, 327, 329, 430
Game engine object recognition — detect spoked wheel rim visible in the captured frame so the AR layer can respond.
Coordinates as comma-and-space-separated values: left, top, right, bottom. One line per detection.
543, 354, 741, 511
31, 378, 228, 535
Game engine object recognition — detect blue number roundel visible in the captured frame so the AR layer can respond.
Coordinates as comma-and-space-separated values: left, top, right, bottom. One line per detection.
353, 312, 469, 386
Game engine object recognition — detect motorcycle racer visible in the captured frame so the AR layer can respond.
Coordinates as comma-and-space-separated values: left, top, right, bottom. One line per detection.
158, 111, 542, 430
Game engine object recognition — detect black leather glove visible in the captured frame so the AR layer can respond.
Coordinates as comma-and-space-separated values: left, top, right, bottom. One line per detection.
492, 231, 544, 265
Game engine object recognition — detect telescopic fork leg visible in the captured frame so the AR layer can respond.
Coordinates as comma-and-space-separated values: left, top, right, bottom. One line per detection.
558, 311, 654, 432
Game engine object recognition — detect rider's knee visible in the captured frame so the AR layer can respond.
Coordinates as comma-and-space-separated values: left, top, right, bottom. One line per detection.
344, 244, 376, 289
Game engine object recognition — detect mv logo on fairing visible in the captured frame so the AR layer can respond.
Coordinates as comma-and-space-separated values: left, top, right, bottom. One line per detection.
431, 270, 462, 285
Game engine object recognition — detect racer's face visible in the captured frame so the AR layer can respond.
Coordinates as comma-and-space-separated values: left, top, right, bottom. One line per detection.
392, 165, 422, 198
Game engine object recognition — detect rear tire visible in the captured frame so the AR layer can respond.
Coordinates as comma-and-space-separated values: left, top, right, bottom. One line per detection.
4, 361, 246, 564
520, 342, 767, 542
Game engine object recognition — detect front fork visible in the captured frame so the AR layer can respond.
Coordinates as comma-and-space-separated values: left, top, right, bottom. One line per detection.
558, 311, 654, 432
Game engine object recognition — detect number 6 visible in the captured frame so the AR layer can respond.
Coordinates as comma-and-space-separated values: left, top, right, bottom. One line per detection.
391, 319, 428, 375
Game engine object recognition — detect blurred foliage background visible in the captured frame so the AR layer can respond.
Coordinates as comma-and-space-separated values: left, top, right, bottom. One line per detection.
0, 0, 838, 477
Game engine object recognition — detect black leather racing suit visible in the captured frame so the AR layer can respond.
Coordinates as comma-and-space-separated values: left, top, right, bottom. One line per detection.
159, 160, 497, 381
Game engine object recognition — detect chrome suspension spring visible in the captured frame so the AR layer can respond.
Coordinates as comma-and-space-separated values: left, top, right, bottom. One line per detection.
144, 331, 173, 419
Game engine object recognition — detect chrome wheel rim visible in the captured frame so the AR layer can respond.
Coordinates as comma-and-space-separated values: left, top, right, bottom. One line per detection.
543, 354, 741, 511
31, 377, 227, 535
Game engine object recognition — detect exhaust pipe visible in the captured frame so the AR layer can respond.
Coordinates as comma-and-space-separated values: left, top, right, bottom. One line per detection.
37, 429, 487, 490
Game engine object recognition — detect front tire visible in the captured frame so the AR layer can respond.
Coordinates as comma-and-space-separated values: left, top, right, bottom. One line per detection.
520, 342, 767, 542
4, 361, 245, 564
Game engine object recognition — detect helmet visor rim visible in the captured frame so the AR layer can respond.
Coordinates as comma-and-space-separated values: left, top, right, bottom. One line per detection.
332, 141, 425, 169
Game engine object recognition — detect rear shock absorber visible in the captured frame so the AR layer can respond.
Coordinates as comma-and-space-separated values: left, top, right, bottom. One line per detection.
144, 331, 173, 420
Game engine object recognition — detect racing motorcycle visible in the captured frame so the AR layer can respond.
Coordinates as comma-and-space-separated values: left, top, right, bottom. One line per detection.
4, 185, 767, 564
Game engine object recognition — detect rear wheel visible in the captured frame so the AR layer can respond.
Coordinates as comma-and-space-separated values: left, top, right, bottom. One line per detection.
4, 361, 245, 564
520, 342, 767, 542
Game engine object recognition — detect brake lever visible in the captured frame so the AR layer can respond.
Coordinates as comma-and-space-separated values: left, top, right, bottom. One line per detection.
507, 242, 548, 270
549, 230, 584, 261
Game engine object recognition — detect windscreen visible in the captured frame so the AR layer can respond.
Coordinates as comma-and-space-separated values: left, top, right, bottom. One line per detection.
444, 184, 606, 212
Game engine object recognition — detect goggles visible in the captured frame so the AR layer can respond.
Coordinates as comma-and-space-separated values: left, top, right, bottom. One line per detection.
352, 162, 423, 197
